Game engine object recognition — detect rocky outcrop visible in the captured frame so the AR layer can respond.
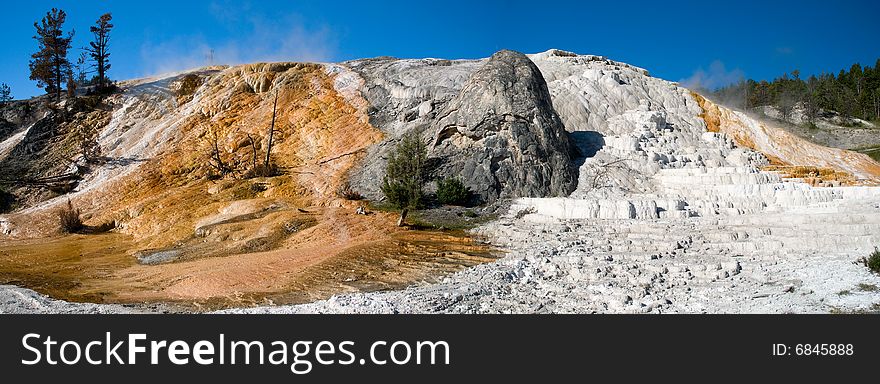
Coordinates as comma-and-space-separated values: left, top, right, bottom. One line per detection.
337, 57, 483, 199
428, 50, 578, 202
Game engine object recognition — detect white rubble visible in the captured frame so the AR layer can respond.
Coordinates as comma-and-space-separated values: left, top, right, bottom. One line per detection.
220, 185, 880, 314
0, 285, 141, 314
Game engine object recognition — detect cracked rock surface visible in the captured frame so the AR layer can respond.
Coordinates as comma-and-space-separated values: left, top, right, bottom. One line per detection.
429, 50, 577, 202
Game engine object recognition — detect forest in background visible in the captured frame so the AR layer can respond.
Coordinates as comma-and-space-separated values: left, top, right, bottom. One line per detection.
710, 59, 880, 125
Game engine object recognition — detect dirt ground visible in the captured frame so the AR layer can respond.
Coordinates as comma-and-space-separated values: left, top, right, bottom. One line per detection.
0, 207, 497, 311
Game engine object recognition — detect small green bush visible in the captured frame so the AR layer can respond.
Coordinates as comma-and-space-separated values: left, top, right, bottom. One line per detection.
382, 180, 421, 209
436, 177, 471, 206
863, 248, 880, 274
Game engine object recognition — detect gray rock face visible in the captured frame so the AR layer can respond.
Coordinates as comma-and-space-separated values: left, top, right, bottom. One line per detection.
428, 50, 578, 202
336, 57, 483, 200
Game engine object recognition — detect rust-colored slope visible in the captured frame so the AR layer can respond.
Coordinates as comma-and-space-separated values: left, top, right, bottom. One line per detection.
7, 63, 383, 245
0, 64, 494, 309
693, 92, 880, 185
99, 63, 383, 248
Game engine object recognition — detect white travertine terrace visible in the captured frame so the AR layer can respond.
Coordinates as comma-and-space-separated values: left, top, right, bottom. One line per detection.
220, 50, 880, 313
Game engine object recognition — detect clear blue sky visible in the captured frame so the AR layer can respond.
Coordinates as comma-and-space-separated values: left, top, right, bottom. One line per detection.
2, 0, 879, 98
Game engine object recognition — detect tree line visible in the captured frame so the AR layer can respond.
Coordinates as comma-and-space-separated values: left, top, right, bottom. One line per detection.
26, 8, 114, 102
711, 59, 880, 124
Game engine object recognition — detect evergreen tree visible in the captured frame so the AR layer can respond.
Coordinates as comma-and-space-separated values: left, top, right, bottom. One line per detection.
709, 58, 880, 122
874, 88, 880, 120
86, 13, 113, 91
29, 8, 74, 102
66, 68, 77, 99
74, 52, 90, 86
381, 129, 428, 225
803, 75, 820, 123
0, 83, 11, 105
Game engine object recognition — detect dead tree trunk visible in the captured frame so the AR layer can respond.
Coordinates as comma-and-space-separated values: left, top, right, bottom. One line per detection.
264, 90, 278, 170
202, 122, 230, 176
246, 133, 258, 170
210, 131, 228, 175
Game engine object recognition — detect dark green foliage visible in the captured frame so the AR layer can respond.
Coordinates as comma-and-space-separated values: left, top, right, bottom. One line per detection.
436, 177, 471, 206
861, 147, 880, 162
711, 58, 880, 122
0, 83, 11, 105
87, 13, 113, 91
381, 130, 427, 210
29, 8, 74, 101
863, 248, 880, 275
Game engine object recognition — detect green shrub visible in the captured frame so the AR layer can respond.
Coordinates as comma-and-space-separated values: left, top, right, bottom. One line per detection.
863, 248, 880, 274
436, 177, 471, 206
381, 130, 427, 210
864, 148, 880, 163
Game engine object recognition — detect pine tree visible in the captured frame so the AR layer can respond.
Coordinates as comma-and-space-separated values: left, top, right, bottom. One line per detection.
0, 83, 12, 106
803, 75, 819, 123
66, 68, 76, 99
87, 13, 113, 91
29, 8, 74, 102
850, 64, 864, 97
381, 129, 428, 225
713, 58, 879, 122
874, 88, 880, 121
74, 52, 89, 86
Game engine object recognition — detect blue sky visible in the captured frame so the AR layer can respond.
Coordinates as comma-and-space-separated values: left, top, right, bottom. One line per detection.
2, 0, 879, 98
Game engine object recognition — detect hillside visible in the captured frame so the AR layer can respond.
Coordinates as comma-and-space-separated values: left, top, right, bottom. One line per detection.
0, 62, 494, 308
1, 49, 880, 313
709, 60, 880, 160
